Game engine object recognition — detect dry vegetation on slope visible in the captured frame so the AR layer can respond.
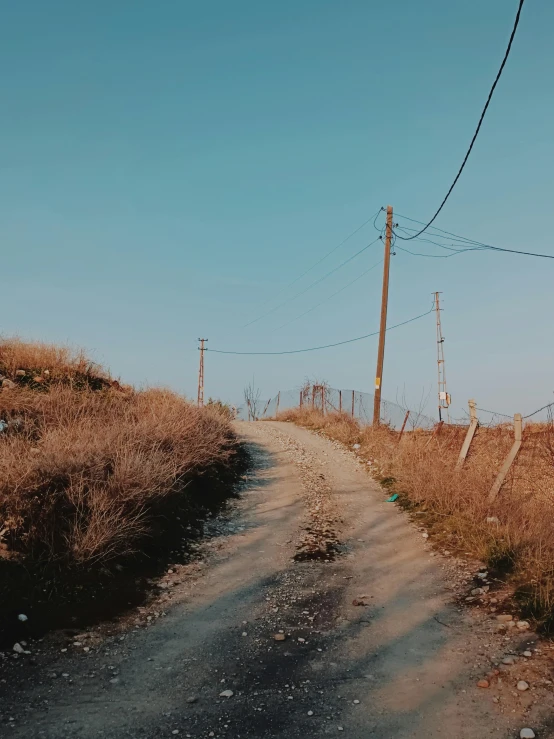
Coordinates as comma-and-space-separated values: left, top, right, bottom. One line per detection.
278, 406, 554, 629
0, 339, 239, 569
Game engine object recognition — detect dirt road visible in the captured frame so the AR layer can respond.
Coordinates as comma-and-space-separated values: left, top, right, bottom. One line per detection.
1, 422, 549, 738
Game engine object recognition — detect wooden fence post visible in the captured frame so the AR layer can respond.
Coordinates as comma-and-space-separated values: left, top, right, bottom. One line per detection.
299, 390, 303, 409
398, 410, 410, 443
321, 386, 325, 415
262, 398, 271, 417
351, 390, 355, 418
487, 413, 523, 504
339, 390, 342, 414
275, 391, 280, 417
456, 399, 478, 469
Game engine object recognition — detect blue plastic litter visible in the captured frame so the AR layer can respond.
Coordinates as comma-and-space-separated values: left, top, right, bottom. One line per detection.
386, 493, 399, 502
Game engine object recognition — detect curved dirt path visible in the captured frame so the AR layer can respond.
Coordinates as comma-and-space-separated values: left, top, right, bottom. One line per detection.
1, 421, 548, 738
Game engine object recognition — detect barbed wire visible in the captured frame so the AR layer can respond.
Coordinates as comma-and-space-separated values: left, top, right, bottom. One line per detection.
523, 402, 554, 420
474, 402, 554, 421
475, 406, 513, 420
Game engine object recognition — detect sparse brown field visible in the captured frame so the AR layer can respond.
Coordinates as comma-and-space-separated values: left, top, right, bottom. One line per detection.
278, 406, 554, 627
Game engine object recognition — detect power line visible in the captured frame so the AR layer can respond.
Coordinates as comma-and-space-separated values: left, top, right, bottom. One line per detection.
394, 216, 488, 246
243, 236, 382, 328
274, 257, 383, 331
397, 0, 525, 241
395, 244, 472, 259
394, 215, 554, 260
284, 209, 382, 289
394, 227, 487, 253
208, 303, 434, 355
253, 209, 382, 310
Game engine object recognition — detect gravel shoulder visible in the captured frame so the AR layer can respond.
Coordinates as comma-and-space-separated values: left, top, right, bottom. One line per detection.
1, 421, 553, 738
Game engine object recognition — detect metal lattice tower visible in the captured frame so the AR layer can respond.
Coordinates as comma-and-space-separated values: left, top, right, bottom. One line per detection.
197, 338, 207, 407
434, 293, 450, 422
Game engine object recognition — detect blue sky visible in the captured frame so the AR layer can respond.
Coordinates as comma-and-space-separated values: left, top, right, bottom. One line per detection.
1, 0, 552, 419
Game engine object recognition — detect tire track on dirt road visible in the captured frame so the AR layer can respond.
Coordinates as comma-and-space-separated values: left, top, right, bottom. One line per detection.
1, 422, 550, 738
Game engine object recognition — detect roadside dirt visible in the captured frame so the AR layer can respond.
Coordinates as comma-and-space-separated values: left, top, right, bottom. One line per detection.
1, 421, 553, 738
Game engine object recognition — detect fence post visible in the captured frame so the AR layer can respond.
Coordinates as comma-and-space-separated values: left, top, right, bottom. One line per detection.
312, 385, 316, 409
299, 390, 303, 409
275, 391, 280, 417
262, 398, 271, 417
398, 410, 410, 443
339, 390, 342, 414
487, 413, 523, 504
456, 399, 478, 469
321, 386, 325, 415
351, 390, 355, 418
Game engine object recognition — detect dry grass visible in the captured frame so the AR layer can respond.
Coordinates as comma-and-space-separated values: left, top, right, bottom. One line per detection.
279, 407, 554, 627
0, 337, 111, 390
0, 339, 237, 567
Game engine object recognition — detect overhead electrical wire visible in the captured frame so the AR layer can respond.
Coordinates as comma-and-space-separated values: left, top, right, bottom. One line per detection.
284, 209, 383, 289
394, 213, 554, 260
243, 236, 382, 328
252, 209, 383, 311
274, 257, 383, 331
396, 0, 525, 241
392, 227, 485, 258
208, 303, 434, 355
394, 227, 487, 252
394, 242, 477, 259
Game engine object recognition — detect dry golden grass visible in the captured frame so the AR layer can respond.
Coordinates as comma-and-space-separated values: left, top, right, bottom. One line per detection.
279, 407, 554, 626
0, 340, 236, 566
0, 337, 109, 387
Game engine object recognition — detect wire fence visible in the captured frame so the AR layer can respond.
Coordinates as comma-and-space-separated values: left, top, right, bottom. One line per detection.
239, 383, 554, 430
240, 385, 437, 430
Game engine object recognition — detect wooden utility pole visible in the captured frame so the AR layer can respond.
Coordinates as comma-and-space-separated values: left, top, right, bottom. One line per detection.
373, 205, 393, 427
197, 338, 207, 407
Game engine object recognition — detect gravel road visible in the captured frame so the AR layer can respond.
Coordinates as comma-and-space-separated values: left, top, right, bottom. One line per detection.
1, 421, 551, 738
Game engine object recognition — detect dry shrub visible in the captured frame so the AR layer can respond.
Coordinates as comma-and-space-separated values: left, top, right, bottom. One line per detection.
0, 337, 109, 388
0, 347, 236, 567
282, 407, 554, 626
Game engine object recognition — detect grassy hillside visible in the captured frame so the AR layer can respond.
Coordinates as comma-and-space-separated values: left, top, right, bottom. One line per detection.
0, 338, 238, 568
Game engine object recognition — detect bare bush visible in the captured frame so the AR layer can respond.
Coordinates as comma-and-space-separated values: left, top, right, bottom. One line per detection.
244, 381, 262, 421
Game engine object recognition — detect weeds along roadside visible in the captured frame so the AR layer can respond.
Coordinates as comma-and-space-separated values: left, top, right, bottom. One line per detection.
0, 338, 247, 642
277, 407, 554, 631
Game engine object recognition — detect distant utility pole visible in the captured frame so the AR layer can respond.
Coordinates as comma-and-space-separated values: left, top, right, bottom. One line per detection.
373, 205, 393, 427
434, 293, 450, 422
197, 338, 207, 407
